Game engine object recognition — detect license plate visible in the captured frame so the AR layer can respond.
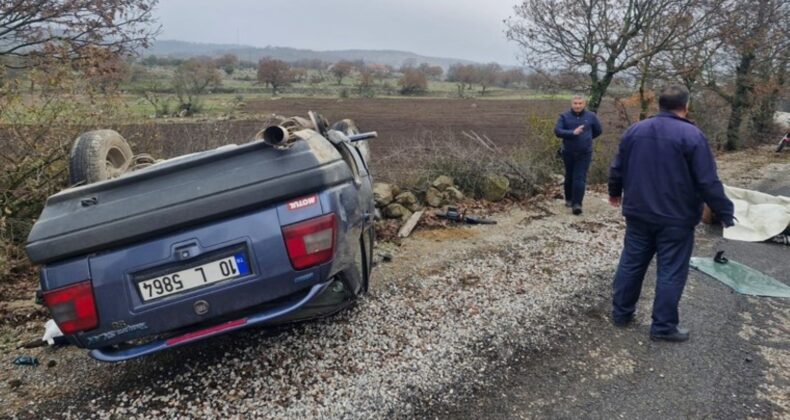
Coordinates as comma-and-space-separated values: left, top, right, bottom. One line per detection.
137, 253, 250, 302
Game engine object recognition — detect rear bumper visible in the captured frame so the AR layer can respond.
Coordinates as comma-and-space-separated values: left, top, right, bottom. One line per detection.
89, 280, 335, 362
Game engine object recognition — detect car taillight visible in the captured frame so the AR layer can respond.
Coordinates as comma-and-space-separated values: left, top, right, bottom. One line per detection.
42, 280, 98, 335
282, 213, 336, 270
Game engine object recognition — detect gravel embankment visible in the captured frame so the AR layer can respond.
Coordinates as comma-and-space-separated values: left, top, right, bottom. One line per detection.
4, 197, 625, 418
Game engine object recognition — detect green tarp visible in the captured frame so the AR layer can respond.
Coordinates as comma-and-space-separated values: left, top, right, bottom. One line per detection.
690, 257, 790, 298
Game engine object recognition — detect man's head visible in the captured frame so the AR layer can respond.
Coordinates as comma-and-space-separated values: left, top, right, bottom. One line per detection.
658, 85, 689, 115
571, 95, 586, 113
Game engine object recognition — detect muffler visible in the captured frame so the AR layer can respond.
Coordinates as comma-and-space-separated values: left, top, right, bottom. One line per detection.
255, 116, 313, 147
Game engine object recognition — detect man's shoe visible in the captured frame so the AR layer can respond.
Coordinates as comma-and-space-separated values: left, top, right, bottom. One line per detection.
611, 316, 633, 328
572, 205, 582, 215
564, 200, 572, 208
650, 327, 690, 342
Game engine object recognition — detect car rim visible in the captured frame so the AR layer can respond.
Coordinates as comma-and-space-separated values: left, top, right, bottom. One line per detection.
105, 147, 128, 178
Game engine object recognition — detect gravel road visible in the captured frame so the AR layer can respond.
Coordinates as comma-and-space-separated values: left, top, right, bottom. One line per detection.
2, 147, 786, 419
426, 149, 790, 419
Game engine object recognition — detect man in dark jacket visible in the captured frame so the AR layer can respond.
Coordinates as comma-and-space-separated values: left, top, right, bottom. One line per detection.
608, 85, 734, 342
555, 96, 603, 215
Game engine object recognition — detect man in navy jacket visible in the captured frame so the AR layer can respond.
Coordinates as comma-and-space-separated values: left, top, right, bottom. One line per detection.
608, 85, 734, 342
555, 96, 603, 214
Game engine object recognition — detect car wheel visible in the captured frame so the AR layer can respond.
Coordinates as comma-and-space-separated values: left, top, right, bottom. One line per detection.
69, 130, 133, 186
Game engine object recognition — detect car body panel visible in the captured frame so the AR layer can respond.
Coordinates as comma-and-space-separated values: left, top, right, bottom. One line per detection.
27, 128, 375, 361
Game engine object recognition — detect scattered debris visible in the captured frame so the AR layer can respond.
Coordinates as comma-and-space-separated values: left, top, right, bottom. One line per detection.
18, 339, 46, 349
8, 379, 23, 389
382, 253, 394, 263
398, 210, 425, 238
12, 356, 39, 366
438, 207, 497, 225
690, 256, 790, 298
769, 232, 789, 245
18, 319, 67, 349
42, 319, 64, 346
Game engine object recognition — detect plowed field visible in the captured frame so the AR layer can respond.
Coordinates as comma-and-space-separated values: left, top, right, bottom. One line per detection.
244, 98, 572, 151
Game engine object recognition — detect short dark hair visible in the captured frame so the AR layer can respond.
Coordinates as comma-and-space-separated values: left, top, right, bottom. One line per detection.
658, 85, 689, 111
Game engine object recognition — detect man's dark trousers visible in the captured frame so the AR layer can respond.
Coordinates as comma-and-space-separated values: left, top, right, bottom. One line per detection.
561, 149, 592, 206
612, 218, 695, 335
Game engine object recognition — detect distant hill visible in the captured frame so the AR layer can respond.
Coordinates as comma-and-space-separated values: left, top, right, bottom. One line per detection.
146, 40, 480, 69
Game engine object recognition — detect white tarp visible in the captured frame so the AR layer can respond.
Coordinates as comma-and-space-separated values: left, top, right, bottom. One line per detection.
723, 185, 790, 242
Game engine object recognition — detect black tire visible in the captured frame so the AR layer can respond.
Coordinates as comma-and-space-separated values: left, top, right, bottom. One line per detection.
69, 130, 134, 185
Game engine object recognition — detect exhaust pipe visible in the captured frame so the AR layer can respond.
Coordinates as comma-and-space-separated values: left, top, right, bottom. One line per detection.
260, 125, 289, 146
255, 116, 314, 147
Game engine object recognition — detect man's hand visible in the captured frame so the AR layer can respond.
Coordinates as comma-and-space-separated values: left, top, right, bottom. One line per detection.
573, 125, 585, 135
721, 217, 736, 228
609, 196, 622, 208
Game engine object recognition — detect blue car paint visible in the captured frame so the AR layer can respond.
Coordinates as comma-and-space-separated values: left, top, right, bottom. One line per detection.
36, 133, 375, 361
89, 281, 330, 362
74, 184, 368, 356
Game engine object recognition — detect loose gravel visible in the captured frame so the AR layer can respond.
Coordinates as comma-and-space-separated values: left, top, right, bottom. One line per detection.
3, 195, 625, 419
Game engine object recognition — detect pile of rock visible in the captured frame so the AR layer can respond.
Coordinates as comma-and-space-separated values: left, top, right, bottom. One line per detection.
424, 175, 465, 208
374, 173, 514, 222
373, 183, 410, 220
374, 176, 467, 221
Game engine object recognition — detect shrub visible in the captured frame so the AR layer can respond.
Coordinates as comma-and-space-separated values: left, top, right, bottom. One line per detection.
370, 130, 554, 200
398, 69, 428, 95
0, 65, 132, 279
522, 112, 619, 185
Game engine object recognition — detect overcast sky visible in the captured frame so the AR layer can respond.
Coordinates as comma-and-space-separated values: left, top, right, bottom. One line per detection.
155, 0, 522, 65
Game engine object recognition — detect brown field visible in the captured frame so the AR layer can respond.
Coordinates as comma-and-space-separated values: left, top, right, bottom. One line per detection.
242, 98, 625, 184
101, 98, 627, 161
244, 98, 571, 153
80, 98, 628, 189
242, 98, 628, 144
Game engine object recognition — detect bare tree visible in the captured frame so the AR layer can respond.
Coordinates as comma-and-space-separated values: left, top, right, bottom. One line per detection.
447, 63, 478, 97
417, 62, 444, 80
499, 68, 526, 88
331, 60, 355, 85
477, 63, 502, 96
289, 67, 308, 83
398, 68, 428, 95
507, 0, 722, 112
214, 53, 239, 75
83, 54, 132, 94
256, 58, 291, 95
367, 63, 393, 83
356, 69, 375, 96
172, 58, 222, 114
750, 48, 788, 137
0, 0, 158, 71
705, 0, 788, 150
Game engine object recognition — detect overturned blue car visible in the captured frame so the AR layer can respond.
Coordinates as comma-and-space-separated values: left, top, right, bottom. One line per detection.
25, 114, 376, 362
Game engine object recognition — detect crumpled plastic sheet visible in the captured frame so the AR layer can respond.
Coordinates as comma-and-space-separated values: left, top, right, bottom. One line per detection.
723, 185, 790, 242
690, 257, 790, 298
